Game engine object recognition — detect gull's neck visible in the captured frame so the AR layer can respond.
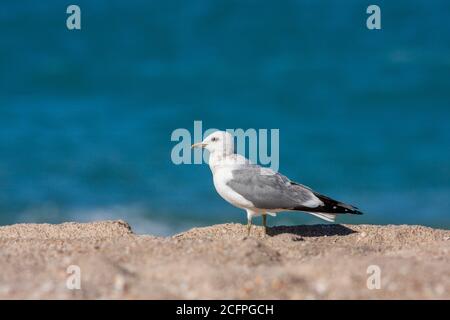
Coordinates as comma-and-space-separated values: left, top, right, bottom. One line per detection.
208, 151, 249, 174
208, 151, 230, 172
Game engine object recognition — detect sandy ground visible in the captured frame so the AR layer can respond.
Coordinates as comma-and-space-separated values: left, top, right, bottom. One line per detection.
0, 220, 449, 299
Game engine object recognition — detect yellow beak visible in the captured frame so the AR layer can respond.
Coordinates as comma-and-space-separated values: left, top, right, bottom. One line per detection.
191, 142, 207, 148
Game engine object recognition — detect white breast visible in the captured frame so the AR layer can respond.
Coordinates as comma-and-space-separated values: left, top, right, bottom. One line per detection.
212, 167, 254, 210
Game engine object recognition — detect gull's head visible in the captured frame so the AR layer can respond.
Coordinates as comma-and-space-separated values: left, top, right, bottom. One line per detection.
191, 130, 234, 156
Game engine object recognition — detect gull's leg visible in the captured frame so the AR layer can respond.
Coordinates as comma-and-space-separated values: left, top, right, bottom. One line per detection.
262, 214, 267, 235
246, 209, 256, 237
247, 218, 252, 236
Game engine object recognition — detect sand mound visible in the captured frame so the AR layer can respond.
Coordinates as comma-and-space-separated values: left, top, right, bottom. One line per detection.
0, 221, 448, 299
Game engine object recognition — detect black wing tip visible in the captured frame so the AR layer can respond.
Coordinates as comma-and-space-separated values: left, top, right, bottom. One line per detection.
324, 206, 364, 215
313, 193, 364, 215
347, 207, 364, 215
324, 203, 364, 215
291, 205, 364, 215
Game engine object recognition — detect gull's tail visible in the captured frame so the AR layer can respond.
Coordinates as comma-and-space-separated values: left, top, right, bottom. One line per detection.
293, 192, 363, 222
306, 212, 337, 222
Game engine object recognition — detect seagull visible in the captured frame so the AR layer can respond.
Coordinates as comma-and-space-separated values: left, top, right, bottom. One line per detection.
192, 130, 363, 236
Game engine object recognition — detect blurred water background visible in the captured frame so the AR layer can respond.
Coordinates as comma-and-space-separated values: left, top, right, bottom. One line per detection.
0, 0, 449, 235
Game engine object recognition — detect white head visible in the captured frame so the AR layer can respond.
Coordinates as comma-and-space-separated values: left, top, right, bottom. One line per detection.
191, 130, 234, 156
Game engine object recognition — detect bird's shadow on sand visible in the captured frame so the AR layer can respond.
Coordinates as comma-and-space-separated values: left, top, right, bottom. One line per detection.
266, 224, 356, 238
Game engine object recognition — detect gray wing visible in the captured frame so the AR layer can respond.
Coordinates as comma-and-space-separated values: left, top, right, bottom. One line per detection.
226, 165, 321, 210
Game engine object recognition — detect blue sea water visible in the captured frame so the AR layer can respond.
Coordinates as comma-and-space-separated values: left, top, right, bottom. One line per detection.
0, 1, 449, 235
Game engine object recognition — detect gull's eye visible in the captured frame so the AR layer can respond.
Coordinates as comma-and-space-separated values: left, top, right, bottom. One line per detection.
211, 137, 218, 142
